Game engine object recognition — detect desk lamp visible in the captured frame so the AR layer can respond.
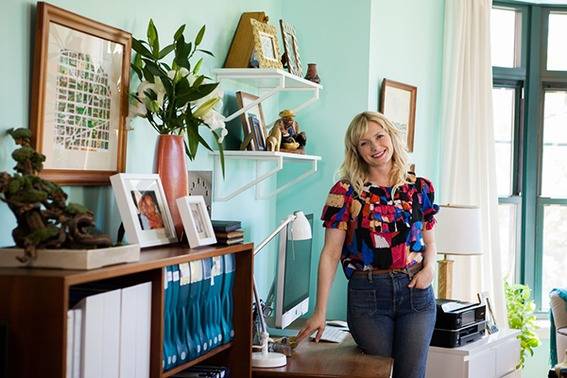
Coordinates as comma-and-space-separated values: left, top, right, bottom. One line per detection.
435, 205, 482, 299
252, 211, 312, 368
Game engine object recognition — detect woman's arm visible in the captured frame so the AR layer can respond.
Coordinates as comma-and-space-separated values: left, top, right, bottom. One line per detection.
408, 228, 437, 289
295, 228, 345, 342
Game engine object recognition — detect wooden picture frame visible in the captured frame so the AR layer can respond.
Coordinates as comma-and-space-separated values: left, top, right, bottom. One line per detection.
250, 19, 283, 69
223, 12, 268, 68
176, 196, 217, 249
235, 91, 268, 151
279, 20, 303, 77
110, 174, 177, 248
30, 2, 131, 185
379, 79, 417, 152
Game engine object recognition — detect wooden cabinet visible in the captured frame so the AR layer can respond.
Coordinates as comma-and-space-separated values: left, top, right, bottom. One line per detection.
0, 243, 254, 378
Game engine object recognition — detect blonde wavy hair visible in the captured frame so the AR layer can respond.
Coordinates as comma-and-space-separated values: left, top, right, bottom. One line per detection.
337, 111, 410, 196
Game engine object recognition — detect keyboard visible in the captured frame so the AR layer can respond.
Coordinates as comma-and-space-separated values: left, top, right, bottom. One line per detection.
311, 326, 349, 343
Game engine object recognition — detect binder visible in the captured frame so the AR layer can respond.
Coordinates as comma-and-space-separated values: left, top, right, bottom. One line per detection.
179, 263, 197, 360
221, 254, 236, 342
201, 258, 214, 351
176, 263, 190, 363
120, 282, 151, 378
189, 260, 206, 355
170, 265, 182, 366
72, 309, 82, 378
77, 289, 121, 378
163, 266, 175, 370
210, 256, 224, 347
66, 309, 74, 378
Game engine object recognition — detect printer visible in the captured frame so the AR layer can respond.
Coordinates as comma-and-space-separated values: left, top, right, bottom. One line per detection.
430, 299, 487, 348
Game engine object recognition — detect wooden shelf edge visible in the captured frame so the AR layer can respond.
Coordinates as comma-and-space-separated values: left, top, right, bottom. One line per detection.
161, 342, 233, 378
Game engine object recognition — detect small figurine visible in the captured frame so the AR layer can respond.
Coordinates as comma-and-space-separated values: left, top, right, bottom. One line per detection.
266, 124, 282, 152
273, 109, 307, 152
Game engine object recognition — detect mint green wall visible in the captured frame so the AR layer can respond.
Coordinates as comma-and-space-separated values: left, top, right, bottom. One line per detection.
0, 0, 284, 291
277, 0, 445, 320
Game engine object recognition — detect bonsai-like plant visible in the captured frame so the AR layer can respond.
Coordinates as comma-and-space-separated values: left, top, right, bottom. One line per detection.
0, 128, 112, 263
505, 281, 540, 369
130, 20, 226, 171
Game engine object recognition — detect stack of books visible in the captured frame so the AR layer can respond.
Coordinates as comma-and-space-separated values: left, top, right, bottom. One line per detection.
173, 364, 229, 377
212, 220, 244, 245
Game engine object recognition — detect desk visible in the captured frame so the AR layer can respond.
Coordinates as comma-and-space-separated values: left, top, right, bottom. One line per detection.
252, 335, 393, 378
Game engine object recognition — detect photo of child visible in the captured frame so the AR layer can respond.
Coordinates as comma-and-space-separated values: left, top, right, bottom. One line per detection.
131, 190, 165, 230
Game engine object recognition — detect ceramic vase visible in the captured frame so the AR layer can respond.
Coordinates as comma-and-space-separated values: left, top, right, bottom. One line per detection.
304, 63, 321, 84
156, 134, 188, 241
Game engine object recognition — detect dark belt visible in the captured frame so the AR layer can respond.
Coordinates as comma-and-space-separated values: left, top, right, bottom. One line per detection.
353, 262, 423, 278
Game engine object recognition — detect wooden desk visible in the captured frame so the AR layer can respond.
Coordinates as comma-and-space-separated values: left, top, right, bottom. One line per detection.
252, 335, 393, 378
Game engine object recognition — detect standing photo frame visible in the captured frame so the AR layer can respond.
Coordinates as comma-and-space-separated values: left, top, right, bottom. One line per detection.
30, 2, 131, 185
110, 174, 177, 248
235, 91, 268, 151
279, 20, 303, 77
379, 79, 417, 152
250, 19, 283, 69
176, 196, 217, 248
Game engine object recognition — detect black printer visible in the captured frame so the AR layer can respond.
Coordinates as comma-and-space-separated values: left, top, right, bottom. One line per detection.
430, 299, 487, 348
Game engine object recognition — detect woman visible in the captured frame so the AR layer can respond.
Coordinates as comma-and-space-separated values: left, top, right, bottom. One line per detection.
296, 112, 439, 378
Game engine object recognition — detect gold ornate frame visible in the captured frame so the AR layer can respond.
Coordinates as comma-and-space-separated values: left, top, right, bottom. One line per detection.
250, 19, 283, 69
279, 20, 303, 77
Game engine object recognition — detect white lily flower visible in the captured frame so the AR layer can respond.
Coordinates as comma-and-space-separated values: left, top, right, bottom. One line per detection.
137, 78, 166, 109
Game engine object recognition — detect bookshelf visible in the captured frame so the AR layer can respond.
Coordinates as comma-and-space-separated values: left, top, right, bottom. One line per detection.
0, 243, 254, 378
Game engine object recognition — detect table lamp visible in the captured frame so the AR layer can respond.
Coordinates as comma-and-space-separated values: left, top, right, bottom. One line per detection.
252, 211, 312, 368
435, 205, 482, 299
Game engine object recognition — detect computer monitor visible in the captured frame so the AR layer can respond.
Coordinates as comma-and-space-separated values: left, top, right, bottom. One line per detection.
274, 213, 313, 329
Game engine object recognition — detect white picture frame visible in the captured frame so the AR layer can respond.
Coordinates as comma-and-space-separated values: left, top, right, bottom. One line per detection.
110, 173, 177, 248
176, 196, 217, 248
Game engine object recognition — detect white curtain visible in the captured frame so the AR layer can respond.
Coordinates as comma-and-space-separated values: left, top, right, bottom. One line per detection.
439, 0, 507, 326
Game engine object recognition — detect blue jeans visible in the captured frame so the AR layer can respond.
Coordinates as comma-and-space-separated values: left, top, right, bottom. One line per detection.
347, 271, 436, 378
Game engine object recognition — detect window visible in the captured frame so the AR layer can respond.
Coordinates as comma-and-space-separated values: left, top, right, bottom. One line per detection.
492, 3, 567, 311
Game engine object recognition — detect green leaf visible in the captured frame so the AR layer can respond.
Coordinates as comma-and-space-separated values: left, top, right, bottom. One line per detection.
177, 82, 218, 103
197, 49, 215, 57
193, 58, 203, 74
142, 65, 155, 83
130, 62, 143, 81
174, 24, 186, 41
158, 43, 175, 59
195, 25, 206, 46
211, 129, 225, 177
186, 124, 199, 160
131, 38, 153, 59
147, 19, 160, 57
192, 75, 205, 88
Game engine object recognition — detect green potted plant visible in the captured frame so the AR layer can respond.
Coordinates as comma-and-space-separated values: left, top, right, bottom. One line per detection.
129, 19, 225, 238
505, 281, 540, 369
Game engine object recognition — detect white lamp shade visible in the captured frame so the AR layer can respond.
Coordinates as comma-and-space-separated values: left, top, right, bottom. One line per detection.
435, 205, 482, 255
290, 211, 312, 241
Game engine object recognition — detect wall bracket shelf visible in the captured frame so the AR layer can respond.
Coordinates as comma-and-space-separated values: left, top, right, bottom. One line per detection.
213, 68, 322, 124
210, 151, 321, 202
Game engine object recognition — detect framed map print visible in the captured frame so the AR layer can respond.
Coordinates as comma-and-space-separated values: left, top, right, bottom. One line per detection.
30, 2, 131, 185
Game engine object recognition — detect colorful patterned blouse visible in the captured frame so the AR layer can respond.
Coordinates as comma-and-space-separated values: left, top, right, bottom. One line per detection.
321, 176, 439, 279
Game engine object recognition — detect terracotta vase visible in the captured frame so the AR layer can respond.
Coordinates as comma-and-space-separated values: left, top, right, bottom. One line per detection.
156, 134, 188, 241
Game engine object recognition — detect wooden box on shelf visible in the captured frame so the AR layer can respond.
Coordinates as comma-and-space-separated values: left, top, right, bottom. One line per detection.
0, 243, 254, 378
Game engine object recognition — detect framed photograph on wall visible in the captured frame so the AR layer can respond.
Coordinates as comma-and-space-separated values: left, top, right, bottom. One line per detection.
110, 174, 177, 248
176, 196, 217, 248
250, 19, 283, 69
279, 19, 303, 77
30, 2, 131, 185
235, 91, 267, 151
379, 79, 417, 152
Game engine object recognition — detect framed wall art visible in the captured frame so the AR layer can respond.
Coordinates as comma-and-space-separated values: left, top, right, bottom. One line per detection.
30, 2, 131, 185
379, 79, 417, 152
235, 91, 267, 151
110, 174, 177, 248
176, 196, 217, 249
279, 19, 303, 77
250, 19, 283, 69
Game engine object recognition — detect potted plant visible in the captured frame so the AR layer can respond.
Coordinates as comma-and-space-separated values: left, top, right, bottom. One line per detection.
129, 19, 226, 238
505, 281, 540, 369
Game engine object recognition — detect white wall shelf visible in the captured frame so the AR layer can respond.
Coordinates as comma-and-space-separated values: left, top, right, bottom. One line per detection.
213, 68, 322, 124
210, 150, 321, 202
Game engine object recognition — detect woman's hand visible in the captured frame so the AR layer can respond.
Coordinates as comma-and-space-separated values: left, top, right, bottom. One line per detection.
296, 312, 326, 343
408, 264, 434, 289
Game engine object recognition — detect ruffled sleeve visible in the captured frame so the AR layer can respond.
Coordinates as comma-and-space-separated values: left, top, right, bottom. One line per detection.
418, 177, 439, 230
320, 181, 354, 231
